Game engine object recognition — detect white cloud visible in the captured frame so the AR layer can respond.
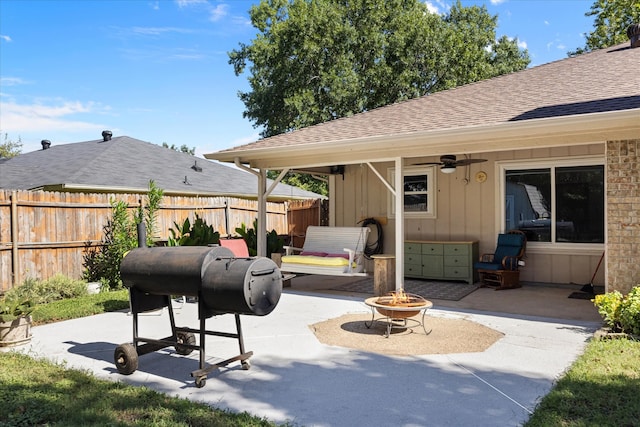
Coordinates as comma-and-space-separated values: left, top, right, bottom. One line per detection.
518, 40, 527, 49
424, 0, 449, 15
0, 35, 11, 42
130, 26, 194, 36
175, 0, 208, 8
490, 0, 507, 5
0, 77, 27, 86
209, 4, 229, 22
544, 20, 550, 26
0, 100, 109, 134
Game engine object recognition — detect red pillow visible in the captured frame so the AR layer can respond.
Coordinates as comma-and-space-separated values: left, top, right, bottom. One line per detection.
300, 251, 328, 257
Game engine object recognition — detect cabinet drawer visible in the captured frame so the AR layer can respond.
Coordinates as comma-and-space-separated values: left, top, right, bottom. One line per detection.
404, 264, 422, 276
421, 244, 443, 255
405, 253, 422, 264
444, 255, 469, 267
444, 266, 469, 279
405, 242, 422, 254
444, 244, 469, 256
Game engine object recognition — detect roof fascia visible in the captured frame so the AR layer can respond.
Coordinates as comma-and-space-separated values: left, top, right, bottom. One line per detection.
206, 109, 640, 169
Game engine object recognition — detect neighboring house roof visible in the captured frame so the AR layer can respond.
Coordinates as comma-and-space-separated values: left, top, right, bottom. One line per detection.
207, 42, 640, 169
0, 135, 322, 201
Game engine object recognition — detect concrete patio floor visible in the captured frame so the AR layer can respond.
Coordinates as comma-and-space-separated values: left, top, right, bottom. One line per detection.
13, 274, 603, 427
287, 274, 603, 323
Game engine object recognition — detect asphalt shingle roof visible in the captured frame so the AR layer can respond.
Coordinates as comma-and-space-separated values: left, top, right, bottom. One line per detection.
217, 42, 640, 153
0, 136, 321, 200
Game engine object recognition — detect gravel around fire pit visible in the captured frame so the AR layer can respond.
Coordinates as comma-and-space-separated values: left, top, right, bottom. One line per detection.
310, 313, 504, 356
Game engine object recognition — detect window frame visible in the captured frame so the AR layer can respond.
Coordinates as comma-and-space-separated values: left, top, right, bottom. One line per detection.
387, 166, 437, 219
496, 155, 605, 255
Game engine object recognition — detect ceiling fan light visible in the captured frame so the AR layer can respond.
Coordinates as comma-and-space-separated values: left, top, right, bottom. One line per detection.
441, 165, 456, 174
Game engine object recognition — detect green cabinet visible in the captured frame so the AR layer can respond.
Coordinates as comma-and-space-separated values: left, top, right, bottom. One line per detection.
404, 240, 479, 285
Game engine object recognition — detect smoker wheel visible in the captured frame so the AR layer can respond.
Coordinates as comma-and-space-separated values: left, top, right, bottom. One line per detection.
195, 376, 206, 388
174, 331, 196, 356
114, 343, 138, 375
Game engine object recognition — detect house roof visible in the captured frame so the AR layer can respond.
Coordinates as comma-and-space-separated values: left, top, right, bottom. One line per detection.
206, 42, 640, 170
0, 135, 322, 201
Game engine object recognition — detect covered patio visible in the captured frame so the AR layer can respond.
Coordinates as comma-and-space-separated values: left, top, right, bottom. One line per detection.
285, 274, 602, 323
206, 40, 640, 307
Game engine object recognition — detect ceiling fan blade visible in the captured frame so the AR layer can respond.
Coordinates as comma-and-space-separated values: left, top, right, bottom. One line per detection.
454, 158, 487, 166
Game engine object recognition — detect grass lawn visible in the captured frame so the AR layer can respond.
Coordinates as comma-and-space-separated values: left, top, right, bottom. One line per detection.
2, 290, 639, 426
524, 337, 640, 427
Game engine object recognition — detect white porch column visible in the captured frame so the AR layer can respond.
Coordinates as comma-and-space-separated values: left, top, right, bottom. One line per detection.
394, 157, 404, 290
257, 168, 268, 257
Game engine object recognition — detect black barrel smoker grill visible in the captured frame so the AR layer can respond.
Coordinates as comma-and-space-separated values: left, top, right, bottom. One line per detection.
114, 245, 282, 388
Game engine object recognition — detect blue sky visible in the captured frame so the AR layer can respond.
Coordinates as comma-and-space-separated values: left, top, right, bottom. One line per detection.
1, 0, 595, 157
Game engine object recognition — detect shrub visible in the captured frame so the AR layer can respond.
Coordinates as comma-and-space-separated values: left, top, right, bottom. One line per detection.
168, 213, 220, 246
235, 219, 284, 258
593, 290, 623, 331
619, 286, 640, 335
4, 274, 88, 305
593, 285, 640, 335
83, 180, 163, 290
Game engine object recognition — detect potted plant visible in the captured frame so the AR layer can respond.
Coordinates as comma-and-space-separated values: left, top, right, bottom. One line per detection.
0, 296, 35, 348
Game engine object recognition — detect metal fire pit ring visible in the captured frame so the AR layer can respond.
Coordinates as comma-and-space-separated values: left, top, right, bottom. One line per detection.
364, 296, 433, 338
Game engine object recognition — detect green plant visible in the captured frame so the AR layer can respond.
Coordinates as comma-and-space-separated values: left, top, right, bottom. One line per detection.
618, 286, 640, 335
168, 213, 220, 246
593, 290, 623, 331
593, 285, 640, 335
83, 199, 136, 290
0, 296, 34, 323
5, 274, 88, 305
235, 219, 284, 258
83, 181, 164, 290
136, 179, 164, 246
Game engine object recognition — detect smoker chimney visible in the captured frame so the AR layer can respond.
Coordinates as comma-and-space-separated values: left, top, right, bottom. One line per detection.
41, 140, 51, 150
102, 130, 113, 142
628, 23, 640, 48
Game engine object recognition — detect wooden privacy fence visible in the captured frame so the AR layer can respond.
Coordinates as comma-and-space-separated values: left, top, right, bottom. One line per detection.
0, 190, 303, 292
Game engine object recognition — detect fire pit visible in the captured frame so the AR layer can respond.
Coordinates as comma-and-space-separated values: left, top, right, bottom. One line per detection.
364, 289, 432, 337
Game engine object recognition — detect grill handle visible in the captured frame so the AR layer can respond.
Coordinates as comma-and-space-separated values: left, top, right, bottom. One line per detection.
251, 268, 277, 277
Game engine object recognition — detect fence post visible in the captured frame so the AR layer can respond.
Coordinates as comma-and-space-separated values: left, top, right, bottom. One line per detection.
10, 190, 19, 287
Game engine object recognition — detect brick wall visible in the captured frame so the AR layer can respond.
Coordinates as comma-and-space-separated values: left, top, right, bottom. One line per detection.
606, 139, 640, 293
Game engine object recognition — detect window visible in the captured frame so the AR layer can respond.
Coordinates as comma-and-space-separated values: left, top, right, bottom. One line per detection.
501, 159, 604, 244
388, 166, 436, 218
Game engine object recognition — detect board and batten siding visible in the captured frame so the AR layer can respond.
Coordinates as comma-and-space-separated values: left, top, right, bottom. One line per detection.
332, 143, 606, 286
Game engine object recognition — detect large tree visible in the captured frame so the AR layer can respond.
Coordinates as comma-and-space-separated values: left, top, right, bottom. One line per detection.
569, 0, 640, 55
229, 0, 530, 139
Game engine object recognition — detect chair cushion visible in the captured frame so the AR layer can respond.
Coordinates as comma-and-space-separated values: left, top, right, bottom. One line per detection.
493, 234, 524, 262
474, 261, 503, 271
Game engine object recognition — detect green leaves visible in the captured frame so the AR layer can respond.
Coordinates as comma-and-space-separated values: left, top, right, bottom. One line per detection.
229, 0, 530, 138
594, 286, 640, 335
168, 213, 220, 247
570, 0, 640, 55
0, 297, 34, 323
